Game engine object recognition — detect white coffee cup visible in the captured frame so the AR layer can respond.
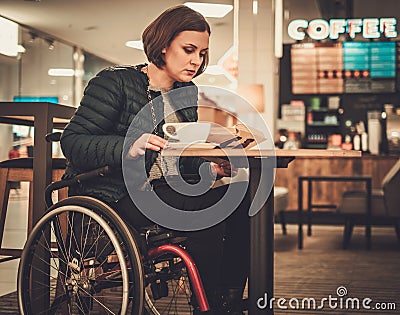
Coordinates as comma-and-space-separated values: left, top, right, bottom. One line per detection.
162, 122, 211, 143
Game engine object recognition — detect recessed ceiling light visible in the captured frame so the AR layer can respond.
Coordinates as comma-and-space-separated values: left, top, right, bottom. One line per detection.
48, 68, 75, 76
125, 40, 144, 50
184, 2, 233, 18
0, 17, 18, 56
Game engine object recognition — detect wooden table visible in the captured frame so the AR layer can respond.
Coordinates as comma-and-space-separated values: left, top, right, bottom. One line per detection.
1, 102, 75, 312
0, 102, 75, 225
163, 147, 361, 314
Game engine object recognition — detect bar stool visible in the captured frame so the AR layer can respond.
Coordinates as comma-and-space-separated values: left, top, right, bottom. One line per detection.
0, 157, 67, 263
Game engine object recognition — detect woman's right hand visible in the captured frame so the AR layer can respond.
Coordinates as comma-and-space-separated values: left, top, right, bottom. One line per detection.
128, 133, 167, 159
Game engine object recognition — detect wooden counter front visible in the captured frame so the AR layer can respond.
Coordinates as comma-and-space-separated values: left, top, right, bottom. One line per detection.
275, 154, 399, 210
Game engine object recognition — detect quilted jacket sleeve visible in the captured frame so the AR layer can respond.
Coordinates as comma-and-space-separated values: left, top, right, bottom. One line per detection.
60, 68, 125, 172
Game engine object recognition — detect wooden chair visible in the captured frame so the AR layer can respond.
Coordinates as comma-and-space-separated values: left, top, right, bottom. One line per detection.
337, 159, 400, 249
274, 186, 289, 235
0, 157, 67, 262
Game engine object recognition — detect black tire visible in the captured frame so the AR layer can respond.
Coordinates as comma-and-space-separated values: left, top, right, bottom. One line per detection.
18, 196, 145, 315
144, 256, 193, 315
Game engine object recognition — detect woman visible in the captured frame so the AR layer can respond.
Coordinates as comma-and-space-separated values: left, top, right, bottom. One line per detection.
61, 5, 249, 314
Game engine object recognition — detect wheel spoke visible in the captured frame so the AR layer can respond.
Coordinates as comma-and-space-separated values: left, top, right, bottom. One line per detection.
18, 202, 144, 315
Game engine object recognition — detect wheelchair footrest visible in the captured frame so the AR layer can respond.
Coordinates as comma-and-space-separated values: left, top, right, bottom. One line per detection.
150, 280, 169, 300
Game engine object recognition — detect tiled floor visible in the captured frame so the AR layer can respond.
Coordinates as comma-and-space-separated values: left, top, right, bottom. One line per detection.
0, 183, 29, 297
2, 183, 399, 315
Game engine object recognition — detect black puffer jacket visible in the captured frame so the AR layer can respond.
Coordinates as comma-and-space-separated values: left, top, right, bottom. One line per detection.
60, 64, 205, 204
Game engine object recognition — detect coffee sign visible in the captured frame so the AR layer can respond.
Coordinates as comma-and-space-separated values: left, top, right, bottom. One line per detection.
288, 18, 397, 40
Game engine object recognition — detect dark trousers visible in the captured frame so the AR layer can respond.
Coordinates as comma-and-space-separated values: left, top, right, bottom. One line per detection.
114, 181, 250, 300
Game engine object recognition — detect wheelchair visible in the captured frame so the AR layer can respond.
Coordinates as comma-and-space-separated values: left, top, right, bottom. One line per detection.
17, 165, 210, 315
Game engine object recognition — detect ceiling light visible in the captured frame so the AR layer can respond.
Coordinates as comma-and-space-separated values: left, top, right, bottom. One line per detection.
252, 0, 258, 15
17, 45, 26, 53
184, 2, 233, 18
0, 17, 19, 56
48, 68, 75, 76
125, 40, 144, 50
46, 39, 55, 50
28, 32, 37, 42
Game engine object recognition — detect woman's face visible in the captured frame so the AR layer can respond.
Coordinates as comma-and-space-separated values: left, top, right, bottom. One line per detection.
162, 30, 209, 83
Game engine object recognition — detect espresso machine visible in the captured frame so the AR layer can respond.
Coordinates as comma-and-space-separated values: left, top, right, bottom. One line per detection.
386, 113, 400, 154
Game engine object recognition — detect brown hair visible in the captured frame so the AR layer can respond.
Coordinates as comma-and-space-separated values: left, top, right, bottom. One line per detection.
142, 5, 211, 77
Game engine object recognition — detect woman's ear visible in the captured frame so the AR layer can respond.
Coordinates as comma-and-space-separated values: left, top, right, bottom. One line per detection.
161, 48, 167, 54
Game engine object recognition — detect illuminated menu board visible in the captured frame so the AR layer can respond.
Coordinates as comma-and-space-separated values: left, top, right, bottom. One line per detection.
291, 42, 397, 94
291, 44, 318, 94
343, 42, 396, 93
397, 42, 400, 92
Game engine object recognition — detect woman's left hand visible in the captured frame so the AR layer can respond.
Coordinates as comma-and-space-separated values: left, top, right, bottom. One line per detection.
210, 161, 238, 178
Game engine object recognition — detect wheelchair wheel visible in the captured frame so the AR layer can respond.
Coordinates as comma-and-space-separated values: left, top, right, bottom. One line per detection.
18, 196, 144, 315
144, 257, 193, 315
